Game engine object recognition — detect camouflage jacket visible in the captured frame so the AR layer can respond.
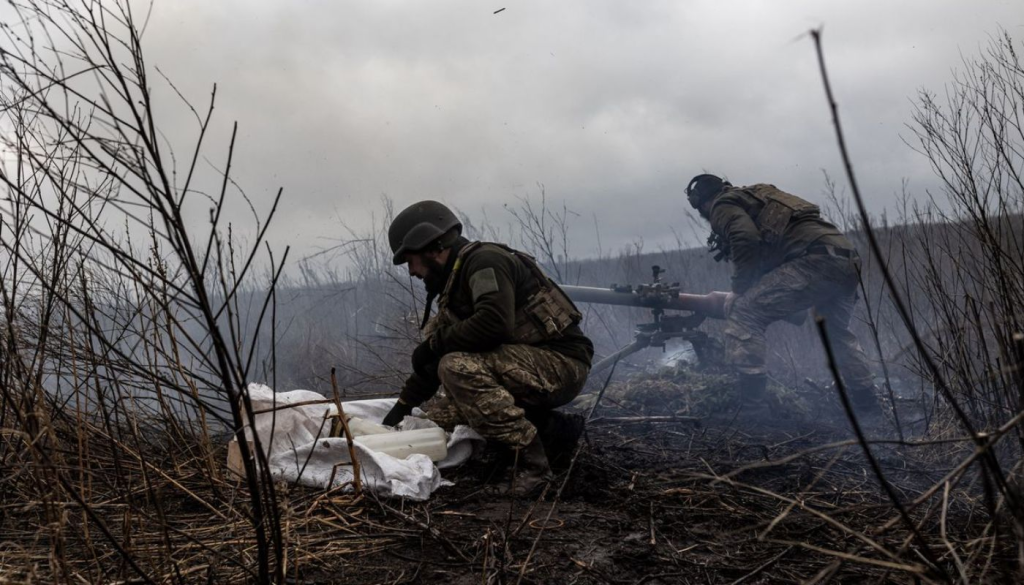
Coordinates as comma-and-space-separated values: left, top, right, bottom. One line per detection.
399, 238, 593, 406
708, 184, 853, 294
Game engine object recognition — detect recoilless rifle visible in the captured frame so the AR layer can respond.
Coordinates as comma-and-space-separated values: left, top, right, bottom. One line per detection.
559, 265, 734, 374
561, 265, 807, 374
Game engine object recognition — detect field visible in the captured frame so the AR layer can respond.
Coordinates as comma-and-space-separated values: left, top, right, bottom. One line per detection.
318, 374, 998, 584
2, 2, 1024, 583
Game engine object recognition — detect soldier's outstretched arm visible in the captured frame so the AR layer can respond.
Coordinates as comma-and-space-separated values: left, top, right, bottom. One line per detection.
396, 371, 441, 408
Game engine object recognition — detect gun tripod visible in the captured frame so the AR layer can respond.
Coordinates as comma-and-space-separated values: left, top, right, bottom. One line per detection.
588, 265, 721, 375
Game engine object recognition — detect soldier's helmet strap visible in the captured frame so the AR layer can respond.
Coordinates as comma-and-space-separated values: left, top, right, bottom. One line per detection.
419, 291, 436, 330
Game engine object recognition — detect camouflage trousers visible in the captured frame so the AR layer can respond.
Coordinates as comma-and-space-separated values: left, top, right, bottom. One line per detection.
429, 345, 589, 448
725, 253, 875, 392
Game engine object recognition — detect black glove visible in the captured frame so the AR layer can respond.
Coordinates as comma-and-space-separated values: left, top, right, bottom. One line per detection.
411, 340, 439, 379
382, 400, 414, 427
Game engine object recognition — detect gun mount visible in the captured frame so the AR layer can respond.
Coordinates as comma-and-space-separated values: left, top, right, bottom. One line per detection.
560, 265, 732, 374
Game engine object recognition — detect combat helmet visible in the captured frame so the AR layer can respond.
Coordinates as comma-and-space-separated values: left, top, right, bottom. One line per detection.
685, 174, 730, 209
388, 200, 463, 265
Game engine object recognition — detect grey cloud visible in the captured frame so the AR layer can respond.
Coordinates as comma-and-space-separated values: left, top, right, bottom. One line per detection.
123, 0, 1024, 266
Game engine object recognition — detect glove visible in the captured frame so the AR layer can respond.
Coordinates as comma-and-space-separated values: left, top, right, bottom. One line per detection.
411, 340, 439, 379
382, 400, 414, 427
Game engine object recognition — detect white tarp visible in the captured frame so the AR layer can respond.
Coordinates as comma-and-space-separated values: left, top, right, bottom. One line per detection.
235, 383, 484, 501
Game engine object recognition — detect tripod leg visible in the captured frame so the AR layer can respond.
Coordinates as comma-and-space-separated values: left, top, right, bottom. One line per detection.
586, 336, 651, 420
589, 337, 650, 375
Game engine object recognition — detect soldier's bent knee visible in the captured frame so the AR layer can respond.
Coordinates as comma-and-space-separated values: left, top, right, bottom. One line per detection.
727, 299, 769, 330
437, 352, 494, 400
437, 352, 467, 380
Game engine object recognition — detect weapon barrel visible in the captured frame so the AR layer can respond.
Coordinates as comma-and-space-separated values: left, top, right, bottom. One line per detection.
560, 285, 732, 319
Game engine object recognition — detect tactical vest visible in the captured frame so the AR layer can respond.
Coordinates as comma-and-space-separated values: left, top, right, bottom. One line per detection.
435, 242, 582, 345
709, 184, 822, 266
744, 183, 821, 246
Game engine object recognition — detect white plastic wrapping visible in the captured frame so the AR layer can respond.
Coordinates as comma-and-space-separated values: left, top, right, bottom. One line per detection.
228, 383, 484, 500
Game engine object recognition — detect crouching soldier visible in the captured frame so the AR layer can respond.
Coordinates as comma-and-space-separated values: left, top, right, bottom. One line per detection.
685, 174, 883, 418
382, 201, 594, 494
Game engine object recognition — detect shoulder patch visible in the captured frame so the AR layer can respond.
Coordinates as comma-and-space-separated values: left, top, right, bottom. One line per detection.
468, 267, 500, 301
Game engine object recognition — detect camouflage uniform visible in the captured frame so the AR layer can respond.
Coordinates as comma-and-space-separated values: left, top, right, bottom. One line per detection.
708, 184, 876, 398
724, 254, 875, 391
434, 345, 588, 445
399, 238, 594, 447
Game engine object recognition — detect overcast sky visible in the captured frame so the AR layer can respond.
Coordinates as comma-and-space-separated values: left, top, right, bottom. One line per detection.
133, 0, 1022, 269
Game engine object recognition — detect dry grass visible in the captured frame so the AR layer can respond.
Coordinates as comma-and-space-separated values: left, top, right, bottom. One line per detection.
1, 3, 1023, 583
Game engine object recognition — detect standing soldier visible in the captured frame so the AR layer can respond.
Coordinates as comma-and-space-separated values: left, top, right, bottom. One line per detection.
382, 201, 594, 494
685, 174, 883, 418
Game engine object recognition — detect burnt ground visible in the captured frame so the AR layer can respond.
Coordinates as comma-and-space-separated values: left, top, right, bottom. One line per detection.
294, 370, 1011, 584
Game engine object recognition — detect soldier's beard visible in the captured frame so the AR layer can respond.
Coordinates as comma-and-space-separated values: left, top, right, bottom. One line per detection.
422, 257, 449, 295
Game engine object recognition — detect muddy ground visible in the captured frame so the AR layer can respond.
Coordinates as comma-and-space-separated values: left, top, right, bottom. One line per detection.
295, 369, 1003, 584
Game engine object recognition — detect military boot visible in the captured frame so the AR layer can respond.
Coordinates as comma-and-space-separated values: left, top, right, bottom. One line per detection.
544, 410, 586, 469
500, 434, 554, 497
525, 408, 586, 470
